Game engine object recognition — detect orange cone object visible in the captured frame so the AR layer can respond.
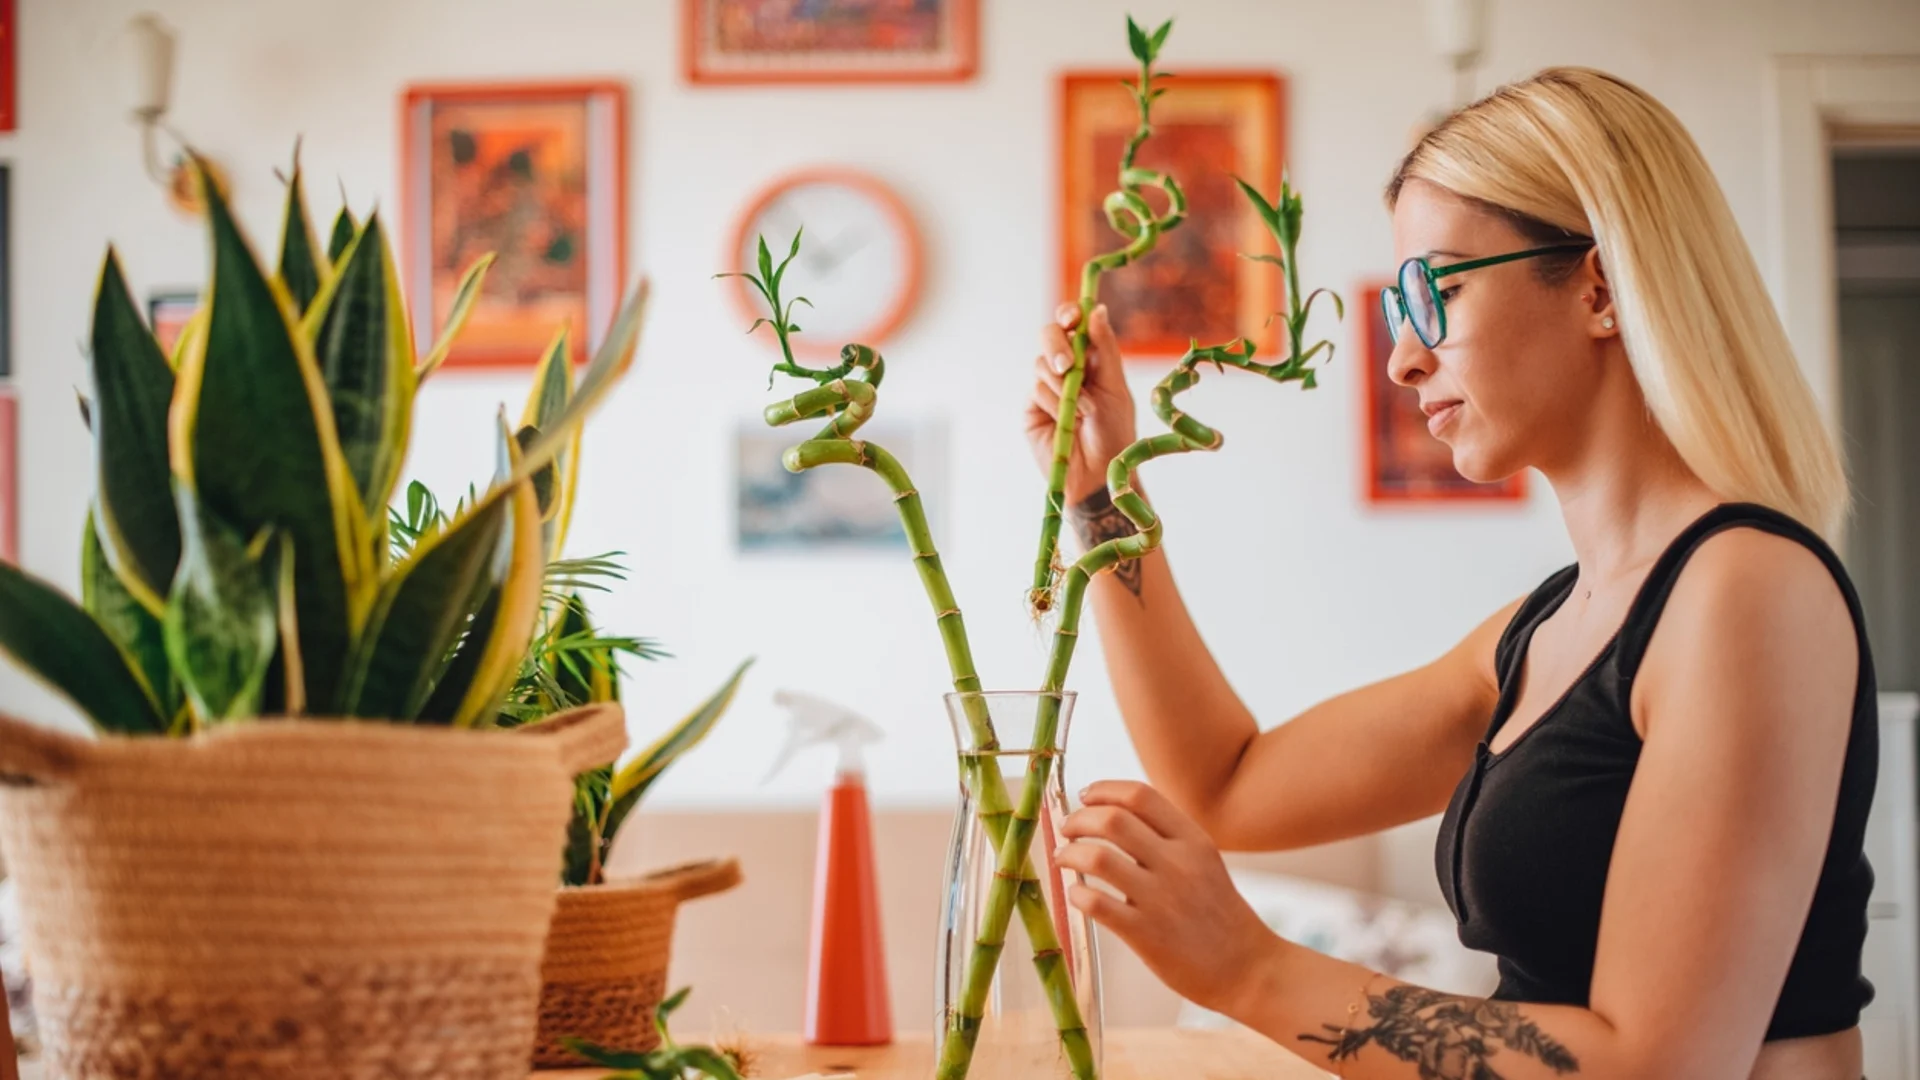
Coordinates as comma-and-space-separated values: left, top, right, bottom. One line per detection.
804, 776, 892, 1045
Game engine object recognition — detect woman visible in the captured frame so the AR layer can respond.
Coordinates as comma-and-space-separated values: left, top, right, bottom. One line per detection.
1031, 67, 1877, 1080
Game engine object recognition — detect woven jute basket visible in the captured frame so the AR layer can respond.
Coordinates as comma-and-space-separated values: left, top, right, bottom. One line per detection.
532, 857, 742, 1068
0, 703, 628, 1080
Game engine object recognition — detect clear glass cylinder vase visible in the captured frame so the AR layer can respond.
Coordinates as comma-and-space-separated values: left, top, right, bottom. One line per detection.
934, 691, 1102, 1080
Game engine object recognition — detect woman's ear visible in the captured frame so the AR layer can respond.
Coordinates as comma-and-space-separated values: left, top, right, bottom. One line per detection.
1578, 247, 1617, 337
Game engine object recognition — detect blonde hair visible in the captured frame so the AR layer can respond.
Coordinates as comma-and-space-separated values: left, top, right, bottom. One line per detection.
1389, 67, 1848, 539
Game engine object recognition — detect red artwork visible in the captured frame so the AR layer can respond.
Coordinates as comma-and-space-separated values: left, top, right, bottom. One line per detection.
402, 83, 626, 368
1061, 72, 1283, 361
685, 0, 978, 84
1360, 277, 1527, 505
0, 0, 15, 133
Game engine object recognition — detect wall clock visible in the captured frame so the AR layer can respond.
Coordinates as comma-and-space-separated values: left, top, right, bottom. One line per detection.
728, 168, 923, 359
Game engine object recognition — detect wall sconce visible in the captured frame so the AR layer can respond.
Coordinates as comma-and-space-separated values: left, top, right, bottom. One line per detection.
1422, 0, 1490, 107
123, 12, 224, 214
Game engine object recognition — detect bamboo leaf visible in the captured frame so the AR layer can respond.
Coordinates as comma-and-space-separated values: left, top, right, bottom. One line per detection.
1233, 176, 1283, 239
172, 155, 364, 713
89, 249, 180, 611
304, 213, 418, 517
83, 511, 176, 719
276, 156, 323, 316
602, 658, 753, 843
415, 253, 495, 381
1126, 16, 1150, 62
1150, 18, 1174, 55
341, 482, 510, 720
163, 489, 279, 724
0, 559, 164, 733
1302, 287, 1345, 323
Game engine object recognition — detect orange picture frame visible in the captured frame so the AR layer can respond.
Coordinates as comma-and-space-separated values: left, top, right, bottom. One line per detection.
1059, 70, 1284, 362
724, 167, 924, 360
683, 0, 978, 85
1359, 276, 1528, 505
400, 81, 627, 369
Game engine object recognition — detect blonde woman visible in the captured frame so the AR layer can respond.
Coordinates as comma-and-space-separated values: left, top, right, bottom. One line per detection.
1031, 68, 1876, 1080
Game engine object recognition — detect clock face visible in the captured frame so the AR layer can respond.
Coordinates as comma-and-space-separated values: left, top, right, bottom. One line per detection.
734, 170, 920, 356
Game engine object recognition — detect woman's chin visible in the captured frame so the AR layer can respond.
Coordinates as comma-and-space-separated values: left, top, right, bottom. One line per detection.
1448, 445, 1514, 486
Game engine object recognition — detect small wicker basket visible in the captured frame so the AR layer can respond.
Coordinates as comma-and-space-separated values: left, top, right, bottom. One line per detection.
0, 704, 626, 1080
532, 857, 743, 1068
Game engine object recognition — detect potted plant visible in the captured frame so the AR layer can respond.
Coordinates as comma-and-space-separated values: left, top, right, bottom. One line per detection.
723, 19, 1341, 1080
0, 153, 649, 1079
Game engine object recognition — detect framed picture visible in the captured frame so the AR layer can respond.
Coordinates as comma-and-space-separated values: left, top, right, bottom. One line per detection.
684, 0, 978, 85
0, 164, 8, 379
735, 421, 940, 552
148, 290, 199, 357
1360, 277, 1527, 505
1060, 71, 1283, 361
0, 0, 15, 132
0, 386, 15, 563
401, 82, 626, 369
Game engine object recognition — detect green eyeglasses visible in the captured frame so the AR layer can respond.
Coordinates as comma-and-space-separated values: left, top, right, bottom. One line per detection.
1380, 243, 1594, 349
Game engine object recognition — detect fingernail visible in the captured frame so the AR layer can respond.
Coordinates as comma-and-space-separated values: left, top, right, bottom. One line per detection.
1078, 785, 1091, 801
1051, 353, 1071, 374
1054, 843, 1069, 858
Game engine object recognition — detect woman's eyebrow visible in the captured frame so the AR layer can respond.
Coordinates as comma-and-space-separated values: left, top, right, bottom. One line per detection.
1423, 249, 1467, 260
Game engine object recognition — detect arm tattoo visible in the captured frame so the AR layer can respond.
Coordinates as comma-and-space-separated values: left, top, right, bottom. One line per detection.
1298, 985, 1580, 1078
1069, 487, 1144, 600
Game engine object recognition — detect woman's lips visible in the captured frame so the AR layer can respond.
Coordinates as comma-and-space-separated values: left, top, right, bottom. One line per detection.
1425, 400, 1463, 436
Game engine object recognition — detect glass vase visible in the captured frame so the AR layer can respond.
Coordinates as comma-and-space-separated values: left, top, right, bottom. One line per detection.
934, 691, 1102, 1080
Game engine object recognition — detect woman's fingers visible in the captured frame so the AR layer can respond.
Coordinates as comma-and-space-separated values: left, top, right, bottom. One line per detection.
1033, 351, 1066, 395
1059, 803, 1167, 867
1055, 838, 1152, 899
1085, 304, 1126, 390
1067, 882, 1141, 932
1056, 301, 1082, 330
1078, 780, 1207, 843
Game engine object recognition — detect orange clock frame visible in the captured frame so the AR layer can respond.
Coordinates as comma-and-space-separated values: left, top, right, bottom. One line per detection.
726, 167, 924, 361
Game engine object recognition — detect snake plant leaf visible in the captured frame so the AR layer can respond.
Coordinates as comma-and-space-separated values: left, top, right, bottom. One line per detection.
303, 213, 417, 518
325, 205, 358, 266
601, 657, 754, 843
340, 482, 510, 720
414, 253, 495, 382
443, 418, 548, 728
172, 155, 364, 713
414, 585, 502, 725
0, 560, 165, 734
89, 249, 180, 612
163, 489, 279, 724
520, 327, 574, 545
83, 511, 177, 720
275, 157, 323, 316
510, 279, 652, 481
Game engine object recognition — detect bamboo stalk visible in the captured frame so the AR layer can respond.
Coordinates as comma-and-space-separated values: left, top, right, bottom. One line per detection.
1029, 20, 1187, 616
942, 176, 1336, 1080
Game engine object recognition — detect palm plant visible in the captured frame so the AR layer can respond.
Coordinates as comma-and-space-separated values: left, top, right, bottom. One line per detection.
0, 151, 649, 736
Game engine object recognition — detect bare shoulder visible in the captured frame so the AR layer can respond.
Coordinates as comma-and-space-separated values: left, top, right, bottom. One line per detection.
1637, 525, 1858, 739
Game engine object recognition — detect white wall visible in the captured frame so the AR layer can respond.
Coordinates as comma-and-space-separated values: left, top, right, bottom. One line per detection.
5, 0, 1917, 899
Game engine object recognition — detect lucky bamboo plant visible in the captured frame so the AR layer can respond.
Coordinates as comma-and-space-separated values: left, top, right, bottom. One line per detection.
0, 151, 649, 736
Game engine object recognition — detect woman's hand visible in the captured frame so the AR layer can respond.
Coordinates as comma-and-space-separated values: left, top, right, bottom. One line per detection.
1026, 303, 1139, 507
1055, 779, 1284, 1017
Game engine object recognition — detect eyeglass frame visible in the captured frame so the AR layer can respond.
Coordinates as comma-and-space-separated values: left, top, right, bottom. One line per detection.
1379, 242, 1595, 349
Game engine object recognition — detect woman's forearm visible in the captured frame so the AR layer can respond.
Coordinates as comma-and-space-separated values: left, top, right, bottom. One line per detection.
1068, 486, 1261, 827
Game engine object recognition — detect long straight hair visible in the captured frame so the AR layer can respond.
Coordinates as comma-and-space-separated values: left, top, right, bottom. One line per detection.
1388, 67, 1848, 539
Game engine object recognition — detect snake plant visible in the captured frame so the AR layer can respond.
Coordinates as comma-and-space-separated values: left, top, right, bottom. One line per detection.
0, 150, 650, 734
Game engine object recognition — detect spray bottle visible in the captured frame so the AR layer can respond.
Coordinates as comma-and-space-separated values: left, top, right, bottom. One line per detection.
767, 690, 893, 1046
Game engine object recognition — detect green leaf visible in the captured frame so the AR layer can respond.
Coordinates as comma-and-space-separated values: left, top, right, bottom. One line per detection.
305, 213, 416, 516
415, 253, 495, 381
516, 425, 557, 520
601, 658, 753, 844
1238, 252, 1286, 267
675, 1047, 744, 1080
755, 236, 774, 289
83, 511, 177, 720
770, 227, 803, 293
416, 586, 502, 724
163, 489, 279, 723
1126, 16, 1150, 62
1302, 287, 1345, 323
522, 326, 573, 432
557, 1039, 654, 1070
89, 249, 180, 611
340, 486, 510, 720
0, 560, 164, 733
276, 157, 323, 316
657, 985, 692, 1022
1233, 176, 1283, 239
511, 280, 651, 480
177, 154, 363, 714
1150, 18, 1174, 55
325, 206, 358, 266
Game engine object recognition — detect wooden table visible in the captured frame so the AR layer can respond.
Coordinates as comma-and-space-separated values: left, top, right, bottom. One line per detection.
538, 1028, 1329, 1079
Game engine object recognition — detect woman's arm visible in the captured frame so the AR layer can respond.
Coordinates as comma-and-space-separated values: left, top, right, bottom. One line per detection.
1031, 303, 1509, 851
1056, 527, 1860, 1080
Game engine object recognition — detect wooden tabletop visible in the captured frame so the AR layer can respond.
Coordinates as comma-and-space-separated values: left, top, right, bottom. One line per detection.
537, 1027, 1329, 1079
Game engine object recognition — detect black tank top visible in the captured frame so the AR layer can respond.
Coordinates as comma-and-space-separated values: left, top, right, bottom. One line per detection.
1435, 503, 1878, 1040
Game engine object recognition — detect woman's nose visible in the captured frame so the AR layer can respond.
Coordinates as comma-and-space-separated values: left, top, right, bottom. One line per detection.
1386, 327, 1433, 388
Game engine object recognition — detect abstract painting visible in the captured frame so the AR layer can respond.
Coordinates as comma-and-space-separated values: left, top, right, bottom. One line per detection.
1361, 278, 1527, 504
402, 82, 625, 368
1061, 72, 1283, 361
685, 0, 978, 84
736, 421, 939, 551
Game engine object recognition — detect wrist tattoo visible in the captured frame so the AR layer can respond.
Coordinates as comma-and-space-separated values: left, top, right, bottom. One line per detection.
1298, 985, 1580, 1078
1068, 487, 1144, 601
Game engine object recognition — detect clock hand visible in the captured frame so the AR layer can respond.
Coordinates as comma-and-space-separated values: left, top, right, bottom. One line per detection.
812, 228, 870, 275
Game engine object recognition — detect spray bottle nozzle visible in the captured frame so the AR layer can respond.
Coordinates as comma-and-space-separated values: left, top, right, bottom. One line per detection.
764, 690, 886, 786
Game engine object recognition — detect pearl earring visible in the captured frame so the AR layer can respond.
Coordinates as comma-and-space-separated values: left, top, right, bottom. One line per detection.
1602, 316, 1616, 330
